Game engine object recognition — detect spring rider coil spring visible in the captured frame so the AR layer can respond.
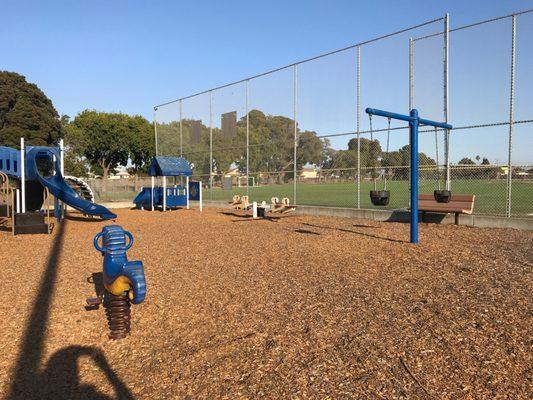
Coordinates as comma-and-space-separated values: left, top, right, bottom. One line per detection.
90, 225, 146, 340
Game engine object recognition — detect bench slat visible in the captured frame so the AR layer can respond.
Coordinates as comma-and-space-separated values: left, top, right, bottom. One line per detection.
418, 193, 475, 215
419, 201, 474, 209
419, 205, 474, 214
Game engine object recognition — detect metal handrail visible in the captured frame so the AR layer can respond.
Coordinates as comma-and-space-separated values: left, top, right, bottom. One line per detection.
0, 171, 15, 235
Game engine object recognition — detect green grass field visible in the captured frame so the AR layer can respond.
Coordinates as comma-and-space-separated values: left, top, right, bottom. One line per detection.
95, 179, 532, 217
205, 180, 533, 217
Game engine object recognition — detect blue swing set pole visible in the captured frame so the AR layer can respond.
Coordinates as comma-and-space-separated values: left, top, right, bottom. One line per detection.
365, 108, 452, 244
410, 109, 419, 244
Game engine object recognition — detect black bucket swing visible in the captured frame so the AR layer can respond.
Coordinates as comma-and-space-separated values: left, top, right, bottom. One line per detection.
432, 126, 452, 203
369, 115, 390, 206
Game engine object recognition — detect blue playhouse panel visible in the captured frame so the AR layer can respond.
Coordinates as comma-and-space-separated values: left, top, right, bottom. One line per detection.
134, 186, 188, 208
188, 181, 201, 201
0, 146, 21, 177
165, 186, 187, 207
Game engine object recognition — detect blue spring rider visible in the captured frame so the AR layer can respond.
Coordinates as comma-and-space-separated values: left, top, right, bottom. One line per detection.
91, 225, 146, 339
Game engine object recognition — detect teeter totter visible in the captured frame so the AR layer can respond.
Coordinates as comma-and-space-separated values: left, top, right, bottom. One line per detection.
228, 195, 296, 218
229, 195, 250, 210
269, 197, 296, 214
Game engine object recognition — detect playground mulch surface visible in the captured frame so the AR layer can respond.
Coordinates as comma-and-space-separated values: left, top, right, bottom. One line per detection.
0, 207, 531, 399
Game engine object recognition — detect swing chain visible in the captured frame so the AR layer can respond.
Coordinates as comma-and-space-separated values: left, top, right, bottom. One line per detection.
368, 114, 373, 141
368, 114, 377, 190
386, 118, 391, 153
384, 118, 391, 190
434, 126, 441, 190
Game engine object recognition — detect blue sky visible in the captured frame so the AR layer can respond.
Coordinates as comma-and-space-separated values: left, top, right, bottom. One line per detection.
2, 0, 532, 163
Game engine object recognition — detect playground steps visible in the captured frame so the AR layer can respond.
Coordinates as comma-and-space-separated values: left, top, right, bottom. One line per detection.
13, 212, 49, 235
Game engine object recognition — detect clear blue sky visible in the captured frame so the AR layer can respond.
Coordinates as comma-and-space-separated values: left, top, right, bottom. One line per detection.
2, 0, 532, 163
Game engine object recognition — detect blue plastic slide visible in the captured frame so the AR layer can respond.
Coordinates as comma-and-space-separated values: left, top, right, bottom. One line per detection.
26, 147, 117, 220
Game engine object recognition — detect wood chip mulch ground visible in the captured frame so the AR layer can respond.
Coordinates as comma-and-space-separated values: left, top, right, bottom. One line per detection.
0, 207, 531, 399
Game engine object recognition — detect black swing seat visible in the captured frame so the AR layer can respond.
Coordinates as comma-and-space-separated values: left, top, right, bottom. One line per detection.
370, 190, 390, 206
434, 189, 452, 203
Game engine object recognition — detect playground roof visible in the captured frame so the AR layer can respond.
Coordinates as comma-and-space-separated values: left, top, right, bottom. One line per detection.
148, 156, 192, 177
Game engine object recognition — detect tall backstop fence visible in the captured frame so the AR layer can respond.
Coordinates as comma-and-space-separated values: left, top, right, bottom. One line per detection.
148, 10, 533, 218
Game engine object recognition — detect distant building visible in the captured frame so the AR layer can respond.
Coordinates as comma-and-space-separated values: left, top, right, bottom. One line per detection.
300, 165, 318, 180
499, 166, 529, 176
109, 166, 131, 180
225, 165, 240, 177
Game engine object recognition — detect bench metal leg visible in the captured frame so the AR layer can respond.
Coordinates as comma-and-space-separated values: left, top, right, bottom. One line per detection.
455, 213, 459, 225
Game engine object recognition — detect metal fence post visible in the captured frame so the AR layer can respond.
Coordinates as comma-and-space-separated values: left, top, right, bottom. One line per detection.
179, 100, 183, 157
153, 107, 159, 156
506, 15, 516, 217
356, 45, 361, 209
444, 13, 451, 190
293, 64, 298, 205
408, 38, 414, 207
209, 91, 213, 200
246, 80, 250, 197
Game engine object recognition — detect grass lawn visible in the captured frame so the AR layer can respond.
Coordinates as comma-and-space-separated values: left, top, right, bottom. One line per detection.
94, 179, 532, 217
205, 179, 532, 217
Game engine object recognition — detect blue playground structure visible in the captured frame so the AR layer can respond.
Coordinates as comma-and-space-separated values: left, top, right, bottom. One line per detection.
92, 225, 146, 339
0, 139, 116, 234
365, 108, 453, 244
133, 156, 203, 211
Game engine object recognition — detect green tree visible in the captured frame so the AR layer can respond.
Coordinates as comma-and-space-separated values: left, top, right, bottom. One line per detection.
0, 71, 61, 147
68, 111, 133, 180
60, 115, 89, 176
297, 131, 327, 170
458, 157, 476, 165
125, 115, 155, 176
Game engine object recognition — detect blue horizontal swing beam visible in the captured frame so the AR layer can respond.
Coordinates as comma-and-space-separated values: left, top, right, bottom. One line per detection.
365, 108, 452, 130
365, 108, 453, 244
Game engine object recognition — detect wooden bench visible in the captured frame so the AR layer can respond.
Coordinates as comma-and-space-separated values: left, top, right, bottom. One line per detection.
418, 194, 475, 225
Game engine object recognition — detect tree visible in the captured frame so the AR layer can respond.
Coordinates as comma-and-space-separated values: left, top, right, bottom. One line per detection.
296, 131, 327, 170
61, 115, 89, 176
458, 157, 476, 165
0, 71, 61, 147
68, 111, 136, 180
125, 115, 155, 176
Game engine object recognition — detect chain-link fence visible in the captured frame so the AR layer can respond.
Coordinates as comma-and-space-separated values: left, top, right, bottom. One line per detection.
147, 10, 533, 218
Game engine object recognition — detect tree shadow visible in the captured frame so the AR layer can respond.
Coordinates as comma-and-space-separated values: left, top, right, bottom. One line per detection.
7, 220, 135, 400
302, 222, 407, 244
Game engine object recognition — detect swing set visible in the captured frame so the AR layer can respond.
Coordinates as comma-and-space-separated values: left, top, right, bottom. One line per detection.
365, 107, 453, 244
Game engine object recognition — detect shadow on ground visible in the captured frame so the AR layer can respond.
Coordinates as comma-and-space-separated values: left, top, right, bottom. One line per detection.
65, 214, 104, 222
386, 209, 447, 224
294, 228, 321, 235
220, 211, 280, 223
7, 220, 134, 400
302, 222, 407, 243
